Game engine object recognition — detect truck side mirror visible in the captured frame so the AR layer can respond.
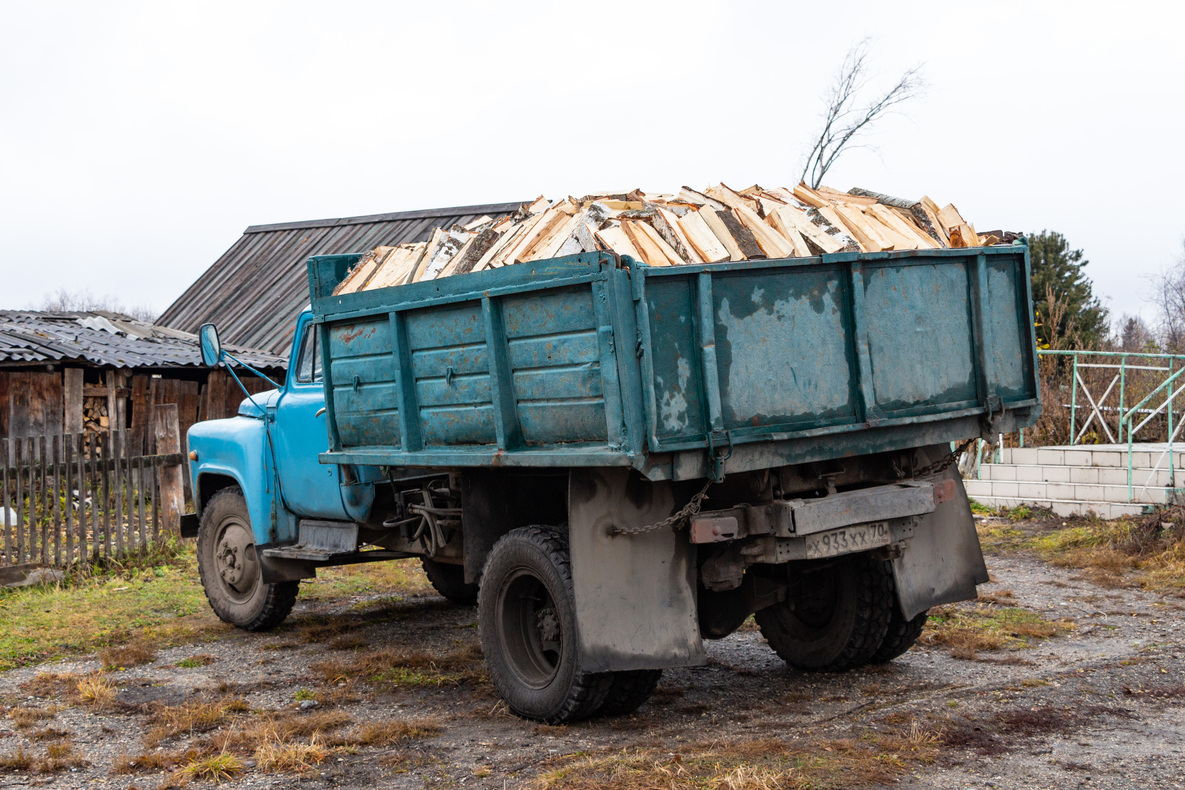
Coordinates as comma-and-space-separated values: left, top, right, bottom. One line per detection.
199, 323, 223, 367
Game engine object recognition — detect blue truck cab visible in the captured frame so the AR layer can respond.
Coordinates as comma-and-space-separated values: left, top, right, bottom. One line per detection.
185, 246, 1039, 723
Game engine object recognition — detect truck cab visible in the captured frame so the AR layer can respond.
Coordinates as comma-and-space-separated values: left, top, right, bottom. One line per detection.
186, 312, 473, 631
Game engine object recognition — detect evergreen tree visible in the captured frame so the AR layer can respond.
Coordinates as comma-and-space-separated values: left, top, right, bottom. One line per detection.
1028, 230, 1108, 349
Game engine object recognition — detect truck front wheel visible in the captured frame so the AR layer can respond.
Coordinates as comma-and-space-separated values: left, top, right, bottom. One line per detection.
755, 553, 892, 672
477, 527, 610, 723
197, 488, 298, 631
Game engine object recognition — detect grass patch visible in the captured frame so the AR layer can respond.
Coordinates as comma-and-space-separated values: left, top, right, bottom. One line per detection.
0, 543, 223, 671
0, 740, 87, 775
310, 644, 485, 688
76, 672, 117, 709
531, 737, 922, 790
339, 718, 442, 746
9, 706, 55, 729
174, 654, 216, 668
100, 642, 157, 671
145, 697, 249, 745
252, 733, 329, 772
182, 749, 243, 782
299, 558, 432, 601
922, 604, 1073, 659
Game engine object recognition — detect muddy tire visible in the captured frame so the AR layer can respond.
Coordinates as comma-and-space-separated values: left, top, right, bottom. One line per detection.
595, 670, 663, 717
197, 488, 297, 632
478, 527, 611, 723
870, 577, 929, 664
422, 558, 479, 605
755, 553, 892, 672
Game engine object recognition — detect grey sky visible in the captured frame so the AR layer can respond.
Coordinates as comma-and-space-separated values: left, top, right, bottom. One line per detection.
2, 1, 1181, 326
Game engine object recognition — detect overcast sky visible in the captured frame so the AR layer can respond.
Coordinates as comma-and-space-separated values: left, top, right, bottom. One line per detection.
2, 1, 1182, 326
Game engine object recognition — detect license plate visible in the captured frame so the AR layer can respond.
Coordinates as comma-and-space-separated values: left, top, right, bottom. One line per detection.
805, 521, 891, 560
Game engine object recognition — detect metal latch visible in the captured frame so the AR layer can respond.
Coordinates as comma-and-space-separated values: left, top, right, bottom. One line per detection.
707, 430, 734, 483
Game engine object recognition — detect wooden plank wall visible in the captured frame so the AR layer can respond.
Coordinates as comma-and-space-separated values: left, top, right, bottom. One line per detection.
0, 372, 64, 454
3, 368, 281, 456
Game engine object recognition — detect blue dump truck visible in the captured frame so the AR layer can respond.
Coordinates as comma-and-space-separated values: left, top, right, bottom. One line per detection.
186, 245, 1039, 723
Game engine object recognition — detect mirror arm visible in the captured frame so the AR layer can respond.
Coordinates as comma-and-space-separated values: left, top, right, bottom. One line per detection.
220, 351, 282, 390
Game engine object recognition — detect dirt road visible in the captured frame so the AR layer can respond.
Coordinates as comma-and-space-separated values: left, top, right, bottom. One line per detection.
2, 521, 1184, 789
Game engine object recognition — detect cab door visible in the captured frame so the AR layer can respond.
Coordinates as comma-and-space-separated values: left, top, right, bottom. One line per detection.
271, 313, 349, 521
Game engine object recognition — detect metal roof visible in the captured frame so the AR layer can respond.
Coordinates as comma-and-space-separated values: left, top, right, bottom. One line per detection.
156, 201, 524, 356
0, 311, 286, 370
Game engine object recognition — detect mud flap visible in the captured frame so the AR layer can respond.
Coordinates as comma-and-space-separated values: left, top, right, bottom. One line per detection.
568, 468, 706, 672
891, 466, 989, 620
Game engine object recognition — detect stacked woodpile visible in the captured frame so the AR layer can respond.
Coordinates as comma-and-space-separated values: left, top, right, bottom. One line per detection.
336, 182, 1000, 295
83, 396, 109, 433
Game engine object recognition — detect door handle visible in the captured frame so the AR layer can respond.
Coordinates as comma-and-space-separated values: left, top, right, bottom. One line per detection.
315, 407, 326, 418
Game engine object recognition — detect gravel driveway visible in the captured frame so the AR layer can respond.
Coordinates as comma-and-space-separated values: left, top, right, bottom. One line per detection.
2, 523, 1184, 789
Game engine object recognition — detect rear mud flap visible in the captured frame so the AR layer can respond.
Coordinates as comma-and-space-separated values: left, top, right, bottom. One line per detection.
568, 468, 705, 672
891, 466, 989, 620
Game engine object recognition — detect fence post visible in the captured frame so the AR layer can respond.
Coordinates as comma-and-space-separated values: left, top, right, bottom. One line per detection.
154, 404, 184, 536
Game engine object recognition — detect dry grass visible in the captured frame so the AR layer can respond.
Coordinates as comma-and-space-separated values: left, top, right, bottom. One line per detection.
144, 697, 249, 745
22, 671, 80, 699
252, 731, 330, 772
215, 709, 352, 753
310, 643, 485, 688
333, 718, 443, 746
531, 737, 916, 790
100, 642, 157, 671
9, 705, 54, 729
0, 740, 87, 775
173, 654, 216, 668
0, 746, 33, 773
182, 749, 243, 782
921, 604, 1072, 659
113, 747, 205, 774
76, 672, 117, 709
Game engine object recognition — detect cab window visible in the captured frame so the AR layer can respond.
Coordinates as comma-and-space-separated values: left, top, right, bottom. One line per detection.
295, 327, 322, 384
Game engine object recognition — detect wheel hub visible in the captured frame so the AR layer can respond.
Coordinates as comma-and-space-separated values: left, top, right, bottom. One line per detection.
212, 521, 258, 600
535, 607, 560, 642
217, 540, 244, 586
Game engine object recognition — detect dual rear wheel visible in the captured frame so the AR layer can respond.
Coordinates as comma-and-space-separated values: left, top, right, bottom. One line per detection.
755, 552, 928, 672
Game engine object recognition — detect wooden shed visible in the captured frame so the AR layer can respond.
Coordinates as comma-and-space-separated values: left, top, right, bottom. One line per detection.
0, 310, 285, 454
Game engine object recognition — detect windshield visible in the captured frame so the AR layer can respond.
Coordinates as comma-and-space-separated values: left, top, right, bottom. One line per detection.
295, 325, 322, 384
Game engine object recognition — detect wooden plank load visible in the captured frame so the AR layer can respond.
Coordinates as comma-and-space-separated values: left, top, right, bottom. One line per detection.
334, 182, 1001, 295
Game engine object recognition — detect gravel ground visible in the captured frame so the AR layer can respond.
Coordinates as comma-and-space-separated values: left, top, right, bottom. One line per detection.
2, 520, 1185, 789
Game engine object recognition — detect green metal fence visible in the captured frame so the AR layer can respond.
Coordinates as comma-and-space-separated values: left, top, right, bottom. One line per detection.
1019, 349, 1185, 500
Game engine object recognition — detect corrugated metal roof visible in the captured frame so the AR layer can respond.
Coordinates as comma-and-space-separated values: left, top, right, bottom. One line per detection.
156, 201, 524, 356
0, 311, 286, 370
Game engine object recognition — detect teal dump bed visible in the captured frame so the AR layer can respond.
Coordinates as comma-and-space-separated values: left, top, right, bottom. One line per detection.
308, 247, 1039, 481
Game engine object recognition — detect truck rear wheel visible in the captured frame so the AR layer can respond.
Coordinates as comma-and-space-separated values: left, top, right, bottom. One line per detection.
421, 558, 479, 605
595, 669, 663, 716
197, 488, 297, 632
755, 553, 892, 672
478, 527, 610, 723
870, 574, 929, 664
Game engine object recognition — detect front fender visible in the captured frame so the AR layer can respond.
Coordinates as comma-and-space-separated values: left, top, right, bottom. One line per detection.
187, 416, 297, 547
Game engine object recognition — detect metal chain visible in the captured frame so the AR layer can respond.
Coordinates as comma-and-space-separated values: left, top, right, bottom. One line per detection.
914, 439, 976, 479
611, 479, 714, 536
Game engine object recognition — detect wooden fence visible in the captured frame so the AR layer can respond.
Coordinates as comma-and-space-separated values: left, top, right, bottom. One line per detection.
0, 405, 185, 569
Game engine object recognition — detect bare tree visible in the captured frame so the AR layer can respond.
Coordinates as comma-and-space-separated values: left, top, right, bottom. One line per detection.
1150, 241, 1185, 353
37, 288, 158, 322
800, 39, 926, 189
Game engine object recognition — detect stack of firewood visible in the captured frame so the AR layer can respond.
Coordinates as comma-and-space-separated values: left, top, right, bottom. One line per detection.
335, 182, 998, 295
83, 396, 109, 433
